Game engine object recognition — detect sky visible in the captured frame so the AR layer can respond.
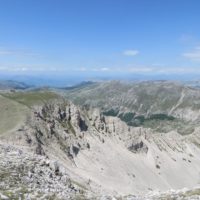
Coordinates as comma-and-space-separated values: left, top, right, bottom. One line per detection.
1, 0, 200, 83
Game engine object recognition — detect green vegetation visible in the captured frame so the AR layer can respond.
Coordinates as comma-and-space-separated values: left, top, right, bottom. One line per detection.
102, 109, 193, 134
0, 95, 28, 134
181, 188, 200, 197
0, 90, 60, 135
103, 109, 119, 116
143, 118, 195, 135
192, 141, 200, 148
2, 90, 59, 108
71, 180, 88, 191
64, 82, 199, 134
70, 180, 88, 200
118, 112, 145, 126
118, 112, 135, 122
118, 112, 175, 128
67, 121, 76, 135
177, 126, 195, 135
1, 188, 40, 200
149, 114, 175, 121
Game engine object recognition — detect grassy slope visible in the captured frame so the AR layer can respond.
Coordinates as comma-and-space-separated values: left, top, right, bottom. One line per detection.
0, 95, 28, 134
2, 90, 59, 108
0, 90, 60, 135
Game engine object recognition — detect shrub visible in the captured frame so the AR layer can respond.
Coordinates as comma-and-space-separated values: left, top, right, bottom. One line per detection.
149, 114, 175, 121
102, 109, 119, 116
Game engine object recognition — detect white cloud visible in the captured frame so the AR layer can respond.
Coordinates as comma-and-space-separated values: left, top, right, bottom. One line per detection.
0, 64, 56, 72
1, 63, 200, 76
100, 67, 110, 71
127, 66, 200, 75
123, 49, 139, 56
0, 47, 39, 57
0, 65, 27, 72
74, 67, 112, 72
183, 46, 200, 61
73, 66, 200, 75
129, 67, 153, 73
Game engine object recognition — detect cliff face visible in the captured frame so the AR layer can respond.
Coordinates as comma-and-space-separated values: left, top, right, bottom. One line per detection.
25, 101, 90, 160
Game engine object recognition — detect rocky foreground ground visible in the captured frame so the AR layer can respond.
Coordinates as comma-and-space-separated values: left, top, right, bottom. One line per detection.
1, 142, 200, 200
1, 141, 200, 200
0, 142, 89, 200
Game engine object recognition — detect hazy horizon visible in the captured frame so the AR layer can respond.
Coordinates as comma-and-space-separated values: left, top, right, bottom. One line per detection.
1, 0, 200, 82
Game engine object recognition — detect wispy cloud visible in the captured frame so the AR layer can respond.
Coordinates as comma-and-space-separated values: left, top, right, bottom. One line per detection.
73, 66, 200, 75
182, 46, 200, 61
0, 47, 39, 57
0, 64, 56, 72
1, 63, 200, 76
100, 67, 110, 71
123, 49, 139, 56
0, 65, 28, 72
128, 66, 200, 75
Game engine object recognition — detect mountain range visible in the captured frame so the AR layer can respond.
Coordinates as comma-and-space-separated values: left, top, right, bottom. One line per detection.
0, 80, 200, 199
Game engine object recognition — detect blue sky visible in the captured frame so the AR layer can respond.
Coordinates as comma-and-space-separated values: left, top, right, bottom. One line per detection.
1, 0, 200, 79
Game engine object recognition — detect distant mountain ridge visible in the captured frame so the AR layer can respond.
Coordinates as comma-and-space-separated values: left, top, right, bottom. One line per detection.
0, 80, 32, 90
61, 80, 200, 135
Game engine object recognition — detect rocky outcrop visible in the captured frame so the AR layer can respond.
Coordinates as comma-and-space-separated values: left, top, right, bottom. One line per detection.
26, 100, 90, 160
75, 110, 88, 131
128, 140, 148, 154
0, 143, 88, 199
